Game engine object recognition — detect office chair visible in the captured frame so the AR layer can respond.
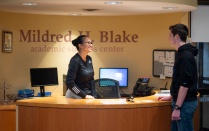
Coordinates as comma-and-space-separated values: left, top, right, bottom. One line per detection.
91, 78, 121, 99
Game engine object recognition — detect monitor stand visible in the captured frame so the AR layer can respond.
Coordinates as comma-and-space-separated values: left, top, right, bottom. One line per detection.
40, 86, 45, 97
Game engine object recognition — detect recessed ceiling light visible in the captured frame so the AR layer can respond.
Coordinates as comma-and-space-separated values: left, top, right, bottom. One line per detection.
82, 9, 100, 12
21, 3, 38, 6
104, 1, 123, 5
162, 7, 178, 10
69, 13, 82, 16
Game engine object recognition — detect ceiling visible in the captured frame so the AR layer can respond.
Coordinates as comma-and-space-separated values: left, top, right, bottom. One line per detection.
0, 0, 203, 16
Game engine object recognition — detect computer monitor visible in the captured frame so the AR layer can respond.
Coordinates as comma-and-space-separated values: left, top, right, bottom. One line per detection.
30, 67, 59, 97
99, 68, 128, 88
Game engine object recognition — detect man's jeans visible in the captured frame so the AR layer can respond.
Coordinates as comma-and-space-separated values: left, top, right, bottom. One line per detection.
171, 100, 198, 131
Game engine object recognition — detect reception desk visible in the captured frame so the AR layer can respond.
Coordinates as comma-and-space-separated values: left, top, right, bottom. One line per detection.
0, 104, 16, 131
16, 95, 199, 131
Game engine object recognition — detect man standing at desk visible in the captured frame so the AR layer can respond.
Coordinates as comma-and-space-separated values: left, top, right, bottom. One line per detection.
158, 23, 198, 131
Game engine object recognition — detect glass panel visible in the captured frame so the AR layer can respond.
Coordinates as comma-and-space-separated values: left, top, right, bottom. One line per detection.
195, 42, 209, 88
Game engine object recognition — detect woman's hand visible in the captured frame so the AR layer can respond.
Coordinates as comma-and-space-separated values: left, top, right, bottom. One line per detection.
85, 95, 95, 99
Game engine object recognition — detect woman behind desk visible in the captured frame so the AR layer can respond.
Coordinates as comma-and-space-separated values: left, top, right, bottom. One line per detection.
66, 35, 94, 99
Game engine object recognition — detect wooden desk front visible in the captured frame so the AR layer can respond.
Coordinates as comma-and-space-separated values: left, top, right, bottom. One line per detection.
0, 104, 16, 131
16, 95, 199, 131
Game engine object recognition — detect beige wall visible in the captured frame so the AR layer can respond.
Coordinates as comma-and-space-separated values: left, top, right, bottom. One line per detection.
0, 11, 189, 96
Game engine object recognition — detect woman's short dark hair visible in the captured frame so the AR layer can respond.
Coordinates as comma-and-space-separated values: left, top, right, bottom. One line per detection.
72, 35, 87, 50
169, 23, 188, 42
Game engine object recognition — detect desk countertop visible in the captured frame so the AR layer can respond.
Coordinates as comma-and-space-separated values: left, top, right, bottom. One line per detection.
0, 104, 16, 110
16, 94, 171, 109
16, 94, 173, 131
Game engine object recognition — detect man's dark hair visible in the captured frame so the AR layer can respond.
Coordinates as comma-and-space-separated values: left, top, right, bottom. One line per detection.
169, 23, 188, 42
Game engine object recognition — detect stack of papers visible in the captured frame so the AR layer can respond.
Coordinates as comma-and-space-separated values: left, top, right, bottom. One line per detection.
155, 90, 170, 96
160, 90, 170, 93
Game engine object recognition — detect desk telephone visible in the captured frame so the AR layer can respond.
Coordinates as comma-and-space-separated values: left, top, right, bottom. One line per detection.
132, 77, 153, 97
